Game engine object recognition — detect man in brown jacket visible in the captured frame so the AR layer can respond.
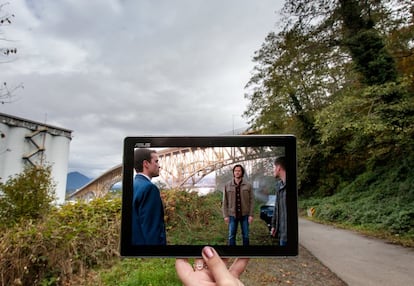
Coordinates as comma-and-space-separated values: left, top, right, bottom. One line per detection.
222, 164, 254, 246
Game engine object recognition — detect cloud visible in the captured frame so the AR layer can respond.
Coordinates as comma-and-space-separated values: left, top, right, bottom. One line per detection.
1, 0, 282, 177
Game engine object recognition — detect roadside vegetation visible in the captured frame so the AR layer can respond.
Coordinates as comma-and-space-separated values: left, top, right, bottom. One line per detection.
0, 167, 272, 285
1, 164, 413, 285
0, 167, 121, 285
300, 156, 414, 247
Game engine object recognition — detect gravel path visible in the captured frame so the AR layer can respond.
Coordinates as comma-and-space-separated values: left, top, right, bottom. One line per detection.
241, 245, 347, 286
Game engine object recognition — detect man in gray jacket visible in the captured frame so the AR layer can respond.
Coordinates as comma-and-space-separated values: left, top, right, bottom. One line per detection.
222, 164, 254, 246
271, 156, 287, 246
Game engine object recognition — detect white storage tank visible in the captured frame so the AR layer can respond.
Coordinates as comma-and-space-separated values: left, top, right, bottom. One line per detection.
0, 113, 72, 204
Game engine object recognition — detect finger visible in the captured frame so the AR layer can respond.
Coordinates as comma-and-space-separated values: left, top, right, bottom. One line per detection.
229, 258, 249, 279
202, 246, 235, 285
175, 258, 194, 284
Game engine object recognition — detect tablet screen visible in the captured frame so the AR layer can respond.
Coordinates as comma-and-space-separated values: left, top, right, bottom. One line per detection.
120, 135, 298, 257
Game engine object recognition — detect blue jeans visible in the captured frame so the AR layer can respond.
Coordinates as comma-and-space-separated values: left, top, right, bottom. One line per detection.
228, 216, 249, 246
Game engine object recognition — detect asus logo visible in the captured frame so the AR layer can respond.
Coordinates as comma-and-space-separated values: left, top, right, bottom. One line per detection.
135, 142, 151, 148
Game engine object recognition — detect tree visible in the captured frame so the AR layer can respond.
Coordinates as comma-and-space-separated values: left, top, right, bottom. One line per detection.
0, 3, 16, 58
313, 0, 414, 171
244, 5, 356, 193
0, 165, 56, 227
279, 0, 413, 85
338, 0, 397, 85
244, 0, 414, 195
0, 2, 22, 104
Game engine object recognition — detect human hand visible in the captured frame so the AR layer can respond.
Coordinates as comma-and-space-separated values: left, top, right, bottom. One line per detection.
175, 246, 249, 286
224, 217, 230, 224
248, 216, 253, 224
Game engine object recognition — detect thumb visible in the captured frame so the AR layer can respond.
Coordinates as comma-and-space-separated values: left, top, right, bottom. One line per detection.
202, 246, 235, 285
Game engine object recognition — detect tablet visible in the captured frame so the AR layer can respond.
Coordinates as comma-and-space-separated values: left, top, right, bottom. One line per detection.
120, 135, 298, 257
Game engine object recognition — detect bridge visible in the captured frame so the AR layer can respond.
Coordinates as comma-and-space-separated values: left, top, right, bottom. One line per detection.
68, 146, 281, 201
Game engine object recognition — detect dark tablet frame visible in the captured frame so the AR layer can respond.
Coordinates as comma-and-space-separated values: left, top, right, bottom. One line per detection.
120, 135, 298, 257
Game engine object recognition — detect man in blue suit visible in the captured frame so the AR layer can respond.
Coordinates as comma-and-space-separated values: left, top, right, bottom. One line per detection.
131, 148, 167, 245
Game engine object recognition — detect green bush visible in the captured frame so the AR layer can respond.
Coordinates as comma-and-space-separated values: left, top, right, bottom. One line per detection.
0, 165, 56, 227
301, 154, 414, 244
0, 197, 121, 286
0, 190, 244, 285
382, 208, 414, 234
163, 190, 226, 245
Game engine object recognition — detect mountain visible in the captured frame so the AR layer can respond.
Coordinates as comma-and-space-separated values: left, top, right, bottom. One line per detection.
66, 171, 92, 194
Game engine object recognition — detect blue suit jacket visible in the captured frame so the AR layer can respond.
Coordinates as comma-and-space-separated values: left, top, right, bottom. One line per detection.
131, 174, 166, 245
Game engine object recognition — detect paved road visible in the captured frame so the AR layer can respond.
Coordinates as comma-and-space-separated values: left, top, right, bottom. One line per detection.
299, 218, 414, 286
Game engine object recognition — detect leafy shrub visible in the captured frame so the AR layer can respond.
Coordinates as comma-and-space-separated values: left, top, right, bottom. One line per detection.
0, 185, 281, 285
0, 165, 56, 227
163, 190, 226, 245
301, 153, 414, 244
382, 207, 414, 234
0, 197, 121, 286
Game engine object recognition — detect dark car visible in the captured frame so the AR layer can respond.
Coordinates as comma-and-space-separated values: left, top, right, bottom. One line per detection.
259, 195, 276, 231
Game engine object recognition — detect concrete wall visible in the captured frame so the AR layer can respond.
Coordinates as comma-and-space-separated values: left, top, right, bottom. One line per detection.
0, 113, 72, 204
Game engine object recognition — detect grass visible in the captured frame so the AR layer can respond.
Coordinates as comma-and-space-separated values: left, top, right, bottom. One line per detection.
98, 259, 180, 286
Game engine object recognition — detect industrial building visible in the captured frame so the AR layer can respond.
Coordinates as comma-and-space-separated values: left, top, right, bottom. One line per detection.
0, 113, 72, 204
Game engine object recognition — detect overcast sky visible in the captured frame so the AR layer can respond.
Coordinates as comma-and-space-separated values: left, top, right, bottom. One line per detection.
1, 0, 283, 178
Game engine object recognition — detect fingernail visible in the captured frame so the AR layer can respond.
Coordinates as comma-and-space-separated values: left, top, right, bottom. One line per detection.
203, 246, 214, 259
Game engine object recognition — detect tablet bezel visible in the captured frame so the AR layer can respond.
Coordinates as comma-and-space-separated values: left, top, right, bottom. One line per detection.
120, 135, 298, 257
